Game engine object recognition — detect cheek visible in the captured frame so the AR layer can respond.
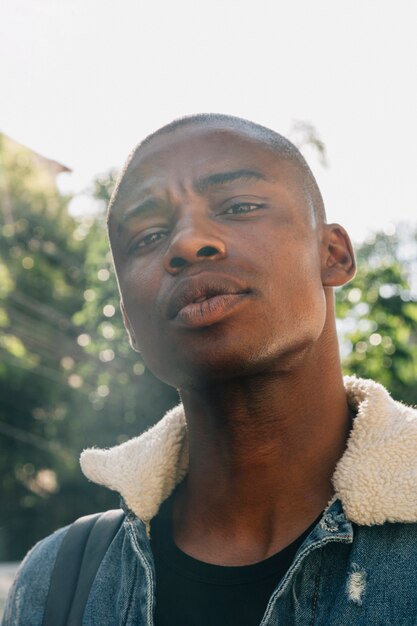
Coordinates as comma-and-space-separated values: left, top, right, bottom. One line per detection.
265, 244, 326, 327
119, 265, 161, 337
290, 268, 327, 336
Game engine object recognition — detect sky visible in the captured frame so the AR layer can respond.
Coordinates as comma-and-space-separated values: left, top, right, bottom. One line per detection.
1, 0, 417, 242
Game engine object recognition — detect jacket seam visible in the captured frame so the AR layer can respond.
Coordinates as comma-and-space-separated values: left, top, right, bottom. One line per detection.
309, 572, 321, 626
125, 520, 154, 626
259, 534, 351, 625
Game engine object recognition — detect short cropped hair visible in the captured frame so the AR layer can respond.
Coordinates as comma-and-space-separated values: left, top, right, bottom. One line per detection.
108, 113, 326, 224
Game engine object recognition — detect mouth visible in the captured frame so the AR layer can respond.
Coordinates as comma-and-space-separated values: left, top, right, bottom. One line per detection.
167, 277, 251, 329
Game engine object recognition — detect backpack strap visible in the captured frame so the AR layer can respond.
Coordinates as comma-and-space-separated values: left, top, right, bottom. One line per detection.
42, 509, 125, 626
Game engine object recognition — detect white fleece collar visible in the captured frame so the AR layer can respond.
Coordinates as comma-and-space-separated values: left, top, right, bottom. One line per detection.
80, 376, 417, 526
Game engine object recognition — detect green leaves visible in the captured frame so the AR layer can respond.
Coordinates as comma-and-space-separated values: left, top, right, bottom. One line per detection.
0, 148, 178, 560
336, 228, 417, 405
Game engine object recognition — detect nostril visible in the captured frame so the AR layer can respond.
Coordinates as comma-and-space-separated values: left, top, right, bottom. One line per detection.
197, 246, 219, 258
168, 245, 224, 271
170, 257, 187, 269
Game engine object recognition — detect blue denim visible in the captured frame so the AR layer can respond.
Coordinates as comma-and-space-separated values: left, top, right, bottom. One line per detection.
3, 498, 417, 625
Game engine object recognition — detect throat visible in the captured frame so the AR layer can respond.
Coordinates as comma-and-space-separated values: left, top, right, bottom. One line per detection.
171, 476, 327, 566
176, 372, 352, 563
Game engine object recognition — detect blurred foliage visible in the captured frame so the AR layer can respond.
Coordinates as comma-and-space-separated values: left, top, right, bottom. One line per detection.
337, 227, 417, 405
289, 120, 328, 167
0, 136, 177, 561
0, 133, 416, 561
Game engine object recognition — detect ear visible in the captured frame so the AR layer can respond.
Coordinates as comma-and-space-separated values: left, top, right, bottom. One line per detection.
321, 224, 356, 287
120, 300, 141, 353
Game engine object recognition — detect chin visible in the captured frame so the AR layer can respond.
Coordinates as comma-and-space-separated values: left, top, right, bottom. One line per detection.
146, 331, 320, 389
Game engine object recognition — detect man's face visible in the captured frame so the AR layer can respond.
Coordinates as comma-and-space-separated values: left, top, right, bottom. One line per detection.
109, 126, 328, 388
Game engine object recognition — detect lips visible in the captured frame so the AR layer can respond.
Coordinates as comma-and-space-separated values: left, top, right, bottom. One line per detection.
167, 275, 250, 328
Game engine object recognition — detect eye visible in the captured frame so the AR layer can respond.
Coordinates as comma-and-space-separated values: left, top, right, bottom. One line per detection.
223, 202, 266, 215
127, 229, 168, 255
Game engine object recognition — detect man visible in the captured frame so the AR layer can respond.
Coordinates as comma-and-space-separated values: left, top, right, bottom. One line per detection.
3, 114, 417, 625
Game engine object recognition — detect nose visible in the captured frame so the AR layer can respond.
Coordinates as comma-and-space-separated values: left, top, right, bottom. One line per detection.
163, 222, 227, 274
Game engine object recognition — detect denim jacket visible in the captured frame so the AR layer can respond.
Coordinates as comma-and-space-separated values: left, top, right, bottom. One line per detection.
3, 377, 417, 625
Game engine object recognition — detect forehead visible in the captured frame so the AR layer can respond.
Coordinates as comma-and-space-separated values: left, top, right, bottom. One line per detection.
129, 126, 276, 173
132, 126, 277, 172
111, 126, 305, 214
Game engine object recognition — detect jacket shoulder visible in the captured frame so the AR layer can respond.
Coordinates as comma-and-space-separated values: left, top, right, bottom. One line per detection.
1, 526, 69, 626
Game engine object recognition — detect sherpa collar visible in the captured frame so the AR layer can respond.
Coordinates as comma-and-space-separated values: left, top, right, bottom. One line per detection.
80, 376, 417, 526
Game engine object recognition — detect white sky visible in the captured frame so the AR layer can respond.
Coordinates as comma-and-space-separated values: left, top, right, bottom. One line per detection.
1, 0, 416, 242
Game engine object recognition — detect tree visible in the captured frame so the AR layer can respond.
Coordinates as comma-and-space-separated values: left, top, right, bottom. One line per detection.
0, 146, 177, 560
337, 226, 417, 405
0, 134, 88, 558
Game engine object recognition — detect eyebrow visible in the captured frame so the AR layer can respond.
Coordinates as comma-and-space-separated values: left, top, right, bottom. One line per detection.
117, 197, 161, 234
194, 169, 267, 193
116, 169, 267, 235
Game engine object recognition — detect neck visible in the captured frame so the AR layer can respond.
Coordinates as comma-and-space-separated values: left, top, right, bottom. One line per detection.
174, 321, 352, 564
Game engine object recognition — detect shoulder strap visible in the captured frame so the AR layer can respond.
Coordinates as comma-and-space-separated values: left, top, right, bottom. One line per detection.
42, 509, 125, 626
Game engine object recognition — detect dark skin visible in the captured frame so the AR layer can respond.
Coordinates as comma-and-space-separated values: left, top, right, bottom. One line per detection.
109, 124, 356, 565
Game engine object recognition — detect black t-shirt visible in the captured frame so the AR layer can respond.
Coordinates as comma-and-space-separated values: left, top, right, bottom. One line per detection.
151, 493, 318, 626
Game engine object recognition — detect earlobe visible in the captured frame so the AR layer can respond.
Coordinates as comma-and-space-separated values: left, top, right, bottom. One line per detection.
321, 224, 356, 287
120, 300, 141, 353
